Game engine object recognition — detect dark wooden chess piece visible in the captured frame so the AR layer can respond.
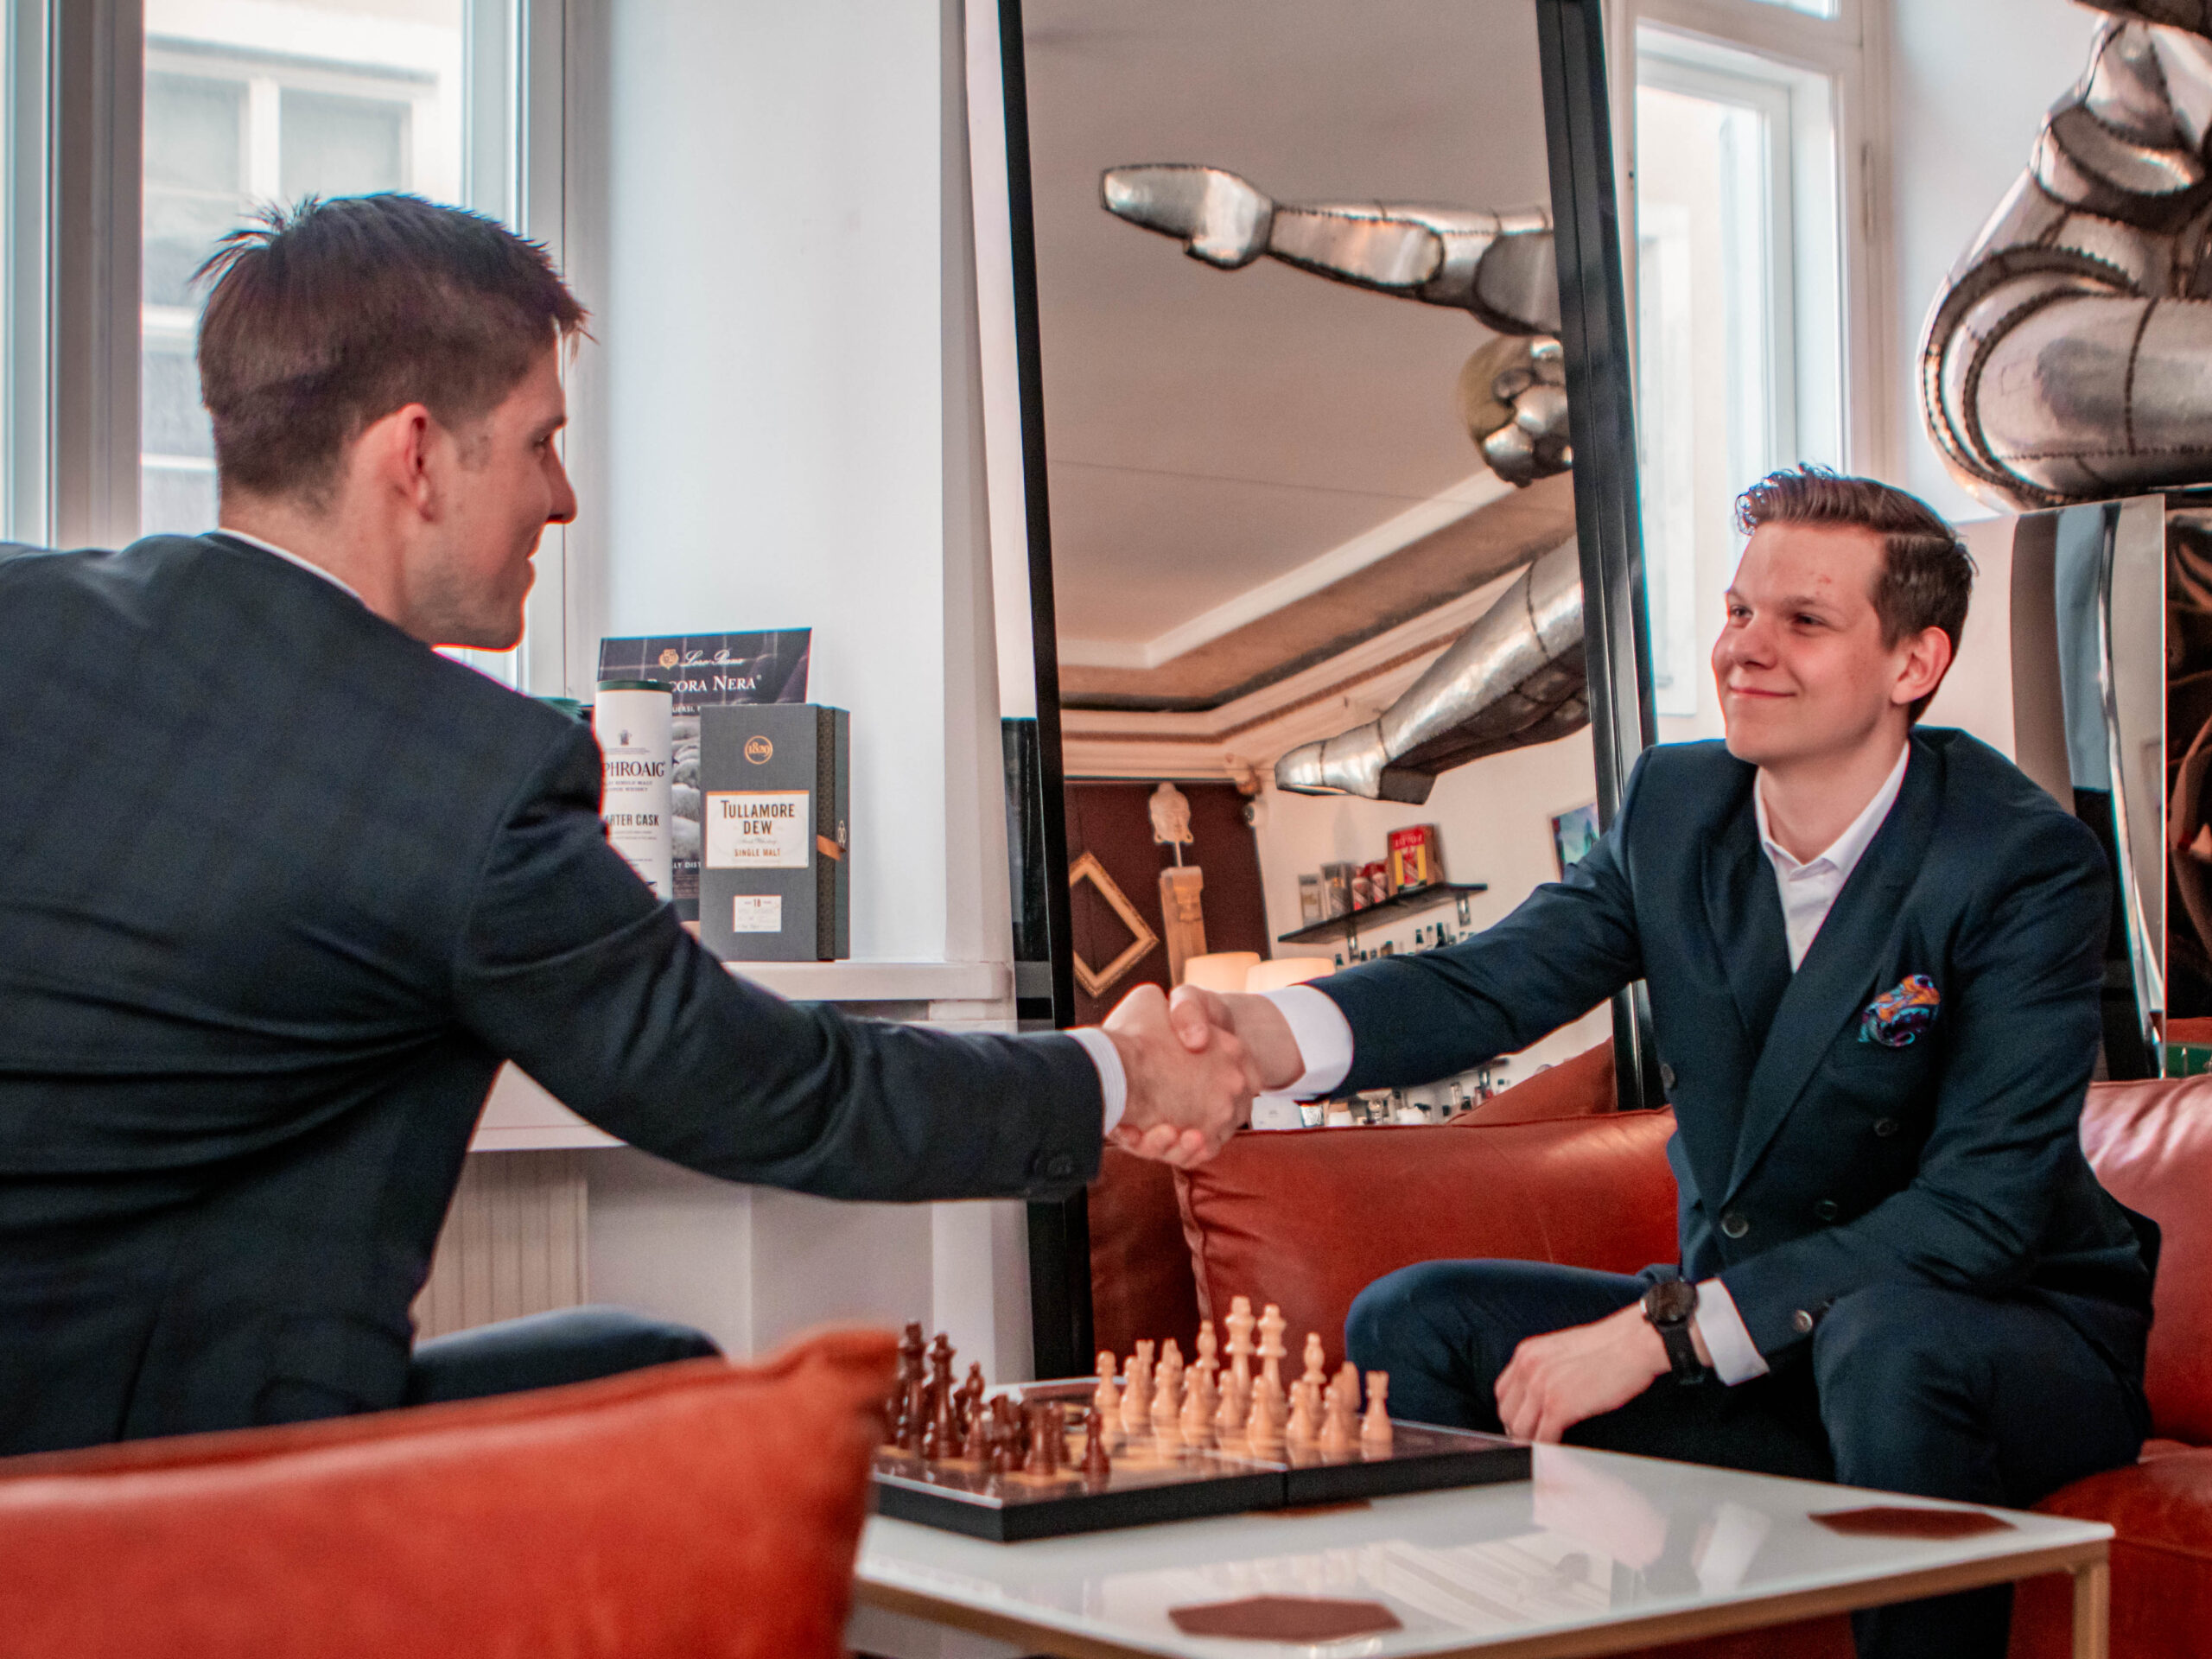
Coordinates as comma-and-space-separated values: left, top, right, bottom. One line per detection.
1081, 1404, 1112, 1484
962, 1393, 992, 1462
957, 1363, 986, 1438
888, 1321, 925, 1444
899, 1373, 929, 1452
1022, 1402, 1063, 1476
923, 1376, 957, 1459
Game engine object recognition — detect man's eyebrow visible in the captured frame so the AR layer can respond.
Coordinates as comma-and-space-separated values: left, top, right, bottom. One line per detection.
1728, 588, 1840, 612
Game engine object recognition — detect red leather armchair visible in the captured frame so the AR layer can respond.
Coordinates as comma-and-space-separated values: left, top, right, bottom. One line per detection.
1088, 1049, 2212, 1659
0, 1327, 896, 1659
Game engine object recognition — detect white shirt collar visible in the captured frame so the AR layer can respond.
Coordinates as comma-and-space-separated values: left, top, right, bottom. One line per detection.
1754, 741, 1910, 881
210, 526, 366, 605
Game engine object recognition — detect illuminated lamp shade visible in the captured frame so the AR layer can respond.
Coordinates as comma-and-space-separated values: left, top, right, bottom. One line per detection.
1180, 951, 1262, 992
1245, 957, 1334, 993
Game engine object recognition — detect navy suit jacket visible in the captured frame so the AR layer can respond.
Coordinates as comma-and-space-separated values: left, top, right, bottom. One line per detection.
1315, 731, 2153, 1371
0, 534, 1103, 1454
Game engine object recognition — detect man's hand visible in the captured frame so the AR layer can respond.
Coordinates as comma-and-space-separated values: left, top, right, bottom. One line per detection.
1164, 984, 1307, 1090
1495, 1303, 1681, 1442
1100, 984, 1262, 1168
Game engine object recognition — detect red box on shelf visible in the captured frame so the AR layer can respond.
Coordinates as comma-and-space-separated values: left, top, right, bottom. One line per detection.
1389, 825, 1442, 892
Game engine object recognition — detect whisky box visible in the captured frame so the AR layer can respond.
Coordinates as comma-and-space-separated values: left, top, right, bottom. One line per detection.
697, 704, 849, 961
1389, 824, 1443, 892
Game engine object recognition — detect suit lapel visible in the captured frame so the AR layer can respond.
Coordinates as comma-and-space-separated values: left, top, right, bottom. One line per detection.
1702, 785, 1791, 1052
1723, 739, 1941, 1202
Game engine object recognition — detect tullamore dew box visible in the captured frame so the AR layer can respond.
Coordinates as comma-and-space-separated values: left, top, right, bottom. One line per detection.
697, 704, 849, 961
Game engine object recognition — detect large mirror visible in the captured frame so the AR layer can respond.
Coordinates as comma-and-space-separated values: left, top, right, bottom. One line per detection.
978, 0, 1652, 1376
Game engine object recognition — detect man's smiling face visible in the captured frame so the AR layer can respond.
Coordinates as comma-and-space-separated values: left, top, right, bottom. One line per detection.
1712, 520, 1923, 770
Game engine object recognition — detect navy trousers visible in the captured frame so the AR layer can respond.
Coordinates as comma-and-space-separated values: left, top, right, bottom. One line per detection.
403, 1305, 721, 1406
1346, 1262, 2147, 1659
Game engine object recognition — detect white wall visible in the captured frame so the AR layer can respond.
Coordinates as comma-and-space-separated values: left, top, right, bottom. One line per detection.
585, 0, 953, 963
1885, 0, 2099, 519
1251, 728, 1613, 1092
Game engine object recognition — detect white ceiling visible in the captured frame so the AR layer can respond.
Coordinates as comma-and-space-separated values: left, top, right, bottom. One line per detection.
1021, 0, 1556, 670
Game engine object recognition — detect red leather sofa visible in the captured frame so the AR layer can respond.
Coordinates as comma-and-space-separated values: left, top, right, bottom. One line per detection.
1090, 1044, 2212, 1659
0, 1326, 896, 1659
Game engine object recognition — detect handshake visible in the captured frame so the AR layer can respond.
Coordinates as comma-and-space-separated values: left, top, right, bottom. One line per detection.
1095, 983, 1309, 1170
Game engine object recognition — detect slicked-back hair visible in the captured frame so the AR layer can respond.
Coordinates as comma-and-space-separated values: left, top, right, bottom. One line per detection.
195, 194, 588, 502
1734, 466, 1974, 722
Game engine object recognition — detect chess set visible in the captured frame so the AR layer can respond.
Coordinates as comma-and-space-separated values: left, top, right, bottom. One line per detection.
871, 1296, 1529, 1541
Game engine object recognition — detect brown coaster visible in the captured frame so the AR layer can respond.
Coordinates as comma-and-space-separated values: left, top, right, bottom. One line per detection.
1169, 1595, 1403, 1642
1812, 1505, 2015, 1540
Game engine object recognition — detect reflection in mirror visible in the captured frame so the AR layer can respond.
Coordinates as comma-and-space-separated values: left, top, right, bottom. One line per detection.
988, 0, 1651, 1373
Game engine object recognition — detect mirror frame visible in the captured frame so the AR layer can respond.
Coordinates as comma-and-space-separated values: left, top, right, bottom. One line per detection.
988, 0, 1660, 1379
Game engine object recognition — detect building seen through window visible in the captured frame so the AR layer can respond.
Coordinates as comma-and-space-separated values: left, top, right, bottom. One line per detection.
143, 0, 466, 537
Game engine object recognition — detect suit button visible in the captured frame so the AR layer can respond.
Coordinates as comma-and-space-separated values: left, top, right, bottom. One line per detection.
1872, 1117, 1900, 1138
1814, 1199, 1840, 1223
1792, 1309, 1815, 1334
1045, 1154, 1075, 1179
1720, 1211, 1751, 1239
1660, 1063, 1676, 1090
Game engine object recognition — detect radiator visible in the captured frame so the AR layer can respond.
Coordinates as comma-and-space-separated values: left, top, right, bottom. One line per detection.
412, 1150, 588, 1342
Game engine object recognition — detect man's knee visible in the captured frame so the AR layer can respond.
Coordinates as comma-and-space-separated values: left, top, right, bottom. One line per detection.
1811, 1284, 1967, 1392
1345, 1262, 1457, 1372
406, 1305, 721, 1405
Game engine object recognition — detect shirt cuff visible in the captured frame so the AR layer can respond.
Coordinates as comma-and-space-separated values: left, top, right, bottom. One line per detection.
1067, 1027, 1127, 1136
1260, 985, 1354, 1098
1694, 1278, 1770, 1385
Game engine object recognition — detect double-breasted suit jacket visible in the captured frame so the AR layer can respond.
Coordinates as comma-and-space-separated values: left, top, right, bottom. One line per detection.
1313, 731, 2154, 1372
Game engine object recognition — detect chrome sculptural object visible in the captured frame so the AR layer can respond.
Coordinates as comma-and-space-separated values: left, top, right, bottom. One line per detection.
1921, 5, 2212, 510
1103, 165, 1584, 801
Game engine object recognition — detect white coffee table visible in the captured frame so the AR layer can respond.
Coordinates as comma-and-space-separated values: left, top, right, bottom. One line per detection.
850, 1442, 2110, 1659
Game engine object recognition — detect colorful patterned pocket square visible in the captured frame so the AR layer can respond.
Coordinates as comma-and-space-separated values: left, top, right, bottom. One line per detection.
1860, 976, 1940, 1047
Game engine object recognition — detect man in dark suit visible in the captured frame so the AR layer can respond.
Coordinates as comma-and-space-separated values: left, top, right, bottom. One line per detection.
0, 194, 1255, 1456
1177, 469, 2154, 1659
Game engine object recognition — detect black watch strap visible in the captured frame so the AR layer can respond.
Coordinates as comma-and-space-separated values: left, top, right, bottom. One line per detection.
1642, 1279, 1710, 1384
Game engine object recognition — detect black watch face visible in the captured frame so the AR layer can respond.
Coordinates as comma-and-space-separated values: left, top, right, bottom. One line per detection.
1645, 1278, 1698, 1323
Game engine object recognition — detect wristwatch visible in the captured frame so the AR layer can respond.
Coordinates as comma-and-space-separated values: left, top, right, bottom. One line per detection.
1642, 1278, 1710, 1384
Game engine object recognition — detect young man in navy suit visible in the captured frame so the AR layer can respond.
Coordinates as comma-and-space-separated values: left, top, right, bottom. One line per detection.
1177, 469, 2154, 1659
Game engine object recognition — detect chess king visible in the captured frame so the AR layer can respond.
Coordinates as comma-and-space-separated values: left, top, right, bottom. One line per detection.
1168, 467, 2158, 1659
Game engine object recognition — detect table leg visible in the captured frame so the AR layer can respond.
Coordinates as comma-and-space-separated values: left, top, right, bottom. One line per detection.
2071, 1555, 2110, 1659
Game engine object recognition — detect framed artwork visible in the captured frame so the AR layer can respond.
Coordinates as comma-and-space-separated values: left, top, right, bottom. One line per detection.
1552, 802, 1599, 877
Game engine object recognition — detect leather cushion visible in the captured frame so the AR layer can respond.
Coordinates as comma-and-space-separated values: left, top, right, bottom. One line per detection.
1174, 1109, 1681, 1353
2080, 1077, 2212, 1441
0, 1327, 896, 1659
2011, 1449, 2212, 1659
1090, 1147, 1204, 1365
1457, 1037, 1615, 1124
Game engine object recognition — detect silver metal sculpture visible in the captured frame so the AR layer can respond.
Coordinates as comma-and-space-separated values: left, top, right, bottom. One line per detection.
1102, 165, 1581, 799
1921, 8, 2212, 510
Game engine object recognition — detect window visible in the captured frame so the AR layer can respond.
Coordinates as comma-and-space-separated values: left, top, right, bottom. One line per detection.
1630, 3, 1864, 741
142, 0, 468, 540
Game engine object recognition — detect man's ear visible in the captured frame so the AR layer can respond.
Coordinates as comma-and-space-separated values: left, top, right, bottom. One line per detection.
1891, 625, 1954, 710
358, 403, 438, 519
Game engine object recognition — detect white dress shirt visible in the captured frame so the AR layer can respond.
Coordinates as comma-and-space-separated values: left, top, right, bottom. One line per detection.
1259, 742, 1911, 1385
211, 523, 1135, 1142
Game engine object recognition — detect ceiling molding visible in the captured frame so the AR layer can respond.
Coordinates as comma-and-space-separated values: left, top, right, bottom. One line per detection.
1057, 467, 1513, 671
1059, 548, 1561, 779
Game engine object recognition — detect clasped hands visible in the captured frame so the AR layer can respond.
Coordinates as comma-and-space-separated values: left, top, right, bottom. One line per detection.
1097, 983, 1306, 1169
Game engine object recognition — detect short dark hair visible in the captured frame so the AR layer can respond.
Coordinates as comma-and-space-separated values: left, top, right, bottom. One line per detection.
195, 194, 588, 502
1734, 465, 1974, 721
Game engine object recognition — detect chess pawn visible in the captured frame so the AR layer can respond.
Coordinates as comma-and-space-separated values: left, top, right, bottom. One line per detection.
963, 1395, 992, 1462
1213, 1365, 1245, 1436
1361, 1371, 1393, 1449
1287, 1384, 1319, 1446
1024, 1402, 1064, 1476
1092, 1351, 1119, 1419
1151, 1339, 1184, 1424
958, 1363, 986, 1437
1195, 1319, 1218, 1376
1120, 1341, 1154, 1434
1180, 1362, 1217, 1437
1244, 1384, 1281, 1449
1302, 1332, 1327, 1392
1319, 1376, 1357, 1454
1082, 1404, 1113, 1482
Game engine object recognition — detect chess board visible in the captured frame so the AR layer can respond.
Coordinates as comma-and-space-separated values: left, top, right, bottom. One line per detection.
871, 1385, 1529, 1541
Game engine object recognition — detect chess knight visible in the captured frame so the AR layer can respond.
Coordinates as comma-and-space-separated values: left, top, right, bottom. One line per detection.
1103, 166, 1585, 804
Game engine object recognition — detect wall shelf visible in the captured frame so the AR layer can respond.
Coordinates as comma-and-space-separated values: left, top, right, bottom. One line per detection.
1276, 883, 1488, 946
